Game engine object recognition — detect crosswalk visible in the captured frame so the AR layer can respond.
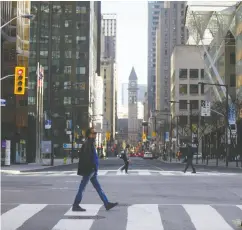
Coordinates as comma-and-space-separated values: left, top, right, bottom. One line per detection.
1, 203, 242, 230
2, 169, 241, 177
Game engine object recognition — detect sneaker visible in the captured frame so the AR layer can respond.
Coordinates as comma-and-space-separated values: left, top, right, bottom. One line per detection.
105, 202, 118, 211
72, 205, 86, 212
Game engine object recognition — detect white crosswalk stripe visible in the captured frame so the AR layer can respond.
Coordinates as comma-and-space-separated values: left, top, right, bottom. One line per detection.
1, 203, 241, 230
2, 169, 240, 177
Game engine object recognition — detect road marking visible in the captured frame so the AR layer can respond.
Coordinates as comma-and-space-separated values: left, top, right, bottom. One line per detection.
183, 204, 234, 230
237, 205, 242, 211
138, 170, 151, 175
52, 204, 102, 230
126, 204, 164, 230
159, 171, 175, 176
1, 204, 47, 230
98, 170, 108, 176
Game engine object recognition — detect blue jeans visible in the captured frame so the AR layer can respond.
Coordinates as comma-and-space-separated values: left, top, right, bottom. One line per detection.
74, 172, 109, 206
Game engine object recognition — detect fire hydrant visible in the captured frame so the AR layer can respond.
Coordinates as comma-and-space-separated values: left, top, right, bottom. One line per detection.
63, 157, 67, 164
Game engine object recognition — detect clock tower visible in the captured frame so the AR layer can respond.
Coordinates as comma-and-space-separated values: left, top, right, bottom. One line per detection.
128, 67, 138, 145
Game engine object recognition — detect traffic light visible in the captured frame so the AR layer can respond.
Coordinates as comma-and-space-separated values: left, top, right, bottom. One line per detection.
14, 66, 26, 95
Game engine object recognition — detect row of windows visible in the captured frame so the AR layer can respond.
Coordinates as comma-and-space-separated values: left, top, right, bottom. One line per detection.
179, 69, 204, 79
28, 96, 85, 105
178, 100, 200, 110
179, 84, 204, 95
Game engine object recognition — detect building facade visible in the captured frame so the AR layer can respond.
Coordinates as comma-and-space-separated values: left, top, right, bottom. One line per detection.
170, 46, 205, 125
27, 1, 101, 162
147, 1, 163, 113
128, 67, 139, 144
100, 57, 116, 140
1, 1, 31, 163
156, 1, 187, 112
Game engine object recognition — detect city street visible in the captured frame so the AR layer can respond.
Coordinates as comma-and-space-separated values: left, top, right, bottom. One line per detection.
1, 158, 242, 229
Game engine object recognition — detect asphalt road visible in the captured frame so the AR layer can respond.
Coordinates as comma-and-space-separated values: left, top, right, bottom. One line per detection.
1, 158, 242, 230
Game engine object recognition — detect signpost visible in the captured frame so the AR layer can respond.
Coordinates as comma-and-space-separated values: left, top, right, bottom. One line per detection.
201, 100, 211, 117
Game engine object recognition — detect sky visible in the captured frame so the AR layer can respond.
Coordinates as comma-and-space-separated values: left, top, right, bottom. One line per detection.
101, 1, 148, 88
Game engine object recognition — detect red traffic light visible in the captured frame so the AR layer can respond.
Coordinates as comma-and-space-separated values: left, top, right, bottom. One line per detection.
18, 69, 23, 75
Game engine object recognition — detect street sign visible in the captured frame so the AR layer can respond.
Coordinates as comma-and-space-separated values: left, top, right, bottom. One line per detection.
41, 141, 52, 154
63, 143, 82, 149
1, 99, 6, 106
201, 100, 211, 116
45, 120, 51, 129
228, 104, 236, 125
164, 132, 169, 142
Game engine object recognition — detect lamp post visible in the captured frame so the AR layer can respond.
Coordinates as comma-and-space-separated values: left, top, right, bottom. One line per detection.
198, 82, 229, 167
0, 14, 34, 30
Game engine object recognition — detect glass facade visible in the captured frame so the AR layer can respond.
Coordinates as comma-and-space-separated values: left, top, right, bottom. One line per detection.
27, 2, 101, 162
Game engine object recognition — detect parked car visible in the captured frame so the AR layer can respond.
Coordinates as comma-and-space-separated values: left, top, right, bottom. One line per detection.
143, 151, 153, 159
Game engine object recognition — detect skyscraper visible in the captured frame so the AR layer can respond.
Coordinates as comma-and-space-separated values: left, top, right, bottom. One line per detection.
101, 13, 117, 140
27, 2, 101, 162
156, 1, 187, 111
147, 1, 164, 113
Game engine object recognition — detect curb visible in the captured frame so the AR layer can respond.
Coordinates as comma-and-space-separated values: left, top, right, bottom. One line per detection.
159, 158, 242, 170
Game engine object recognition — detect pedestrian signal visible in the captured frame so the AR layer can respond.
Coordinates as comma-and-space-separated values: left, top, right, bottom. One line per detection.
14, 66, 26, 95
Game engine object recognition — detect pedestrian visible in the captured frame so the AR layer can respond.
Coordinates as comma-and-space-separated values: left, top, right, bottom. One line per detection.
183, 143, 196, 173
120, 144, 130, 174
72, 127, 118, 212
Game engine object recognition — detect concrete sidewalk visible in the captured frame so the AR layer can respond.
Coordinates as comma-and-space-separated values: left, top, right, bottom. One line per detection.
160, 157, 242, 169
0, 158, 78, 174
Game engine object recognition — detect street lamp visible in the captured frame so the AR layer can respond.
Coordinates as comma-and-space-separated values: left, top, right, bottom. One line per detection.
0, 74, 14, 81
0, 14, 34, 29
198, 82, 229, 167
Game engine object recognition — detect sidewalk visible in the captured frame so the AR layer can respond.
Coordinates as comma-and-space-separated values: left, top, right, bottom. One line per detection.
0, 158, 78, 174
160, 158, 242, 169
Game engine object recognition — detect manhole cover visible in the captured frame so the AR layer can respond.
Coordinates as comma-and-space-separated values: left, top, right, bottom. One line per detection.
66, 215, 105, 220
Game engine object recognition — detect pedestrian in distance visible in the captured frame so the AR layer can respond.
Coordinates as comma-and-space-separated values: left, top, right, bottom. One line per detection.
72, 127, 118, 212
120, 144, 130, 174
183, 143, 196, 173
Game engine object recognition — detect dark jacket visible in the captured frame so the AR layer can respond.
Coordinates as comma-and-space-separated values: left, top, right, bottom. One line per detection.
77, 138, 96, 176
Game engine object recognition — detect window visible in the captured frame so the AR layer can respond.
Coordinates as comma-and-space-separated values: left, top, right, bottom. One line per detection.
190, 100, 199, 109
64, 81, 72, 89
64, 66, 71, 74
179, 100, 188, 110
201, 69, 204, 79
179, 84, 187, 94
165, 50, 168, 55
65, 35, 72, 43
76, 52, 86, 59
230, 74, 236, 87
65, 5, 72, 13
28, 96, 36, 105
179, 115, 188, 125
40, 51, 48, 56
65, 20, 72, 27
179, 69, 187, 79
190, 85, 199, 94
28, 81, 35, 89
190, 69, 199, 79
65, 51, 72, 58
76, 67, 86, 74
64, 97, 71, 105
52, 51, 60, 59
230, 53, 235, 64
76, 36, 86, 44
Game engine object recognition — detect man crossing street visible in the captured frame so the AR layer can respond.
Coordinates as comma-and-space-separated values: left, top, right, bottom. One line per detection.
72, 127, 118, 212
